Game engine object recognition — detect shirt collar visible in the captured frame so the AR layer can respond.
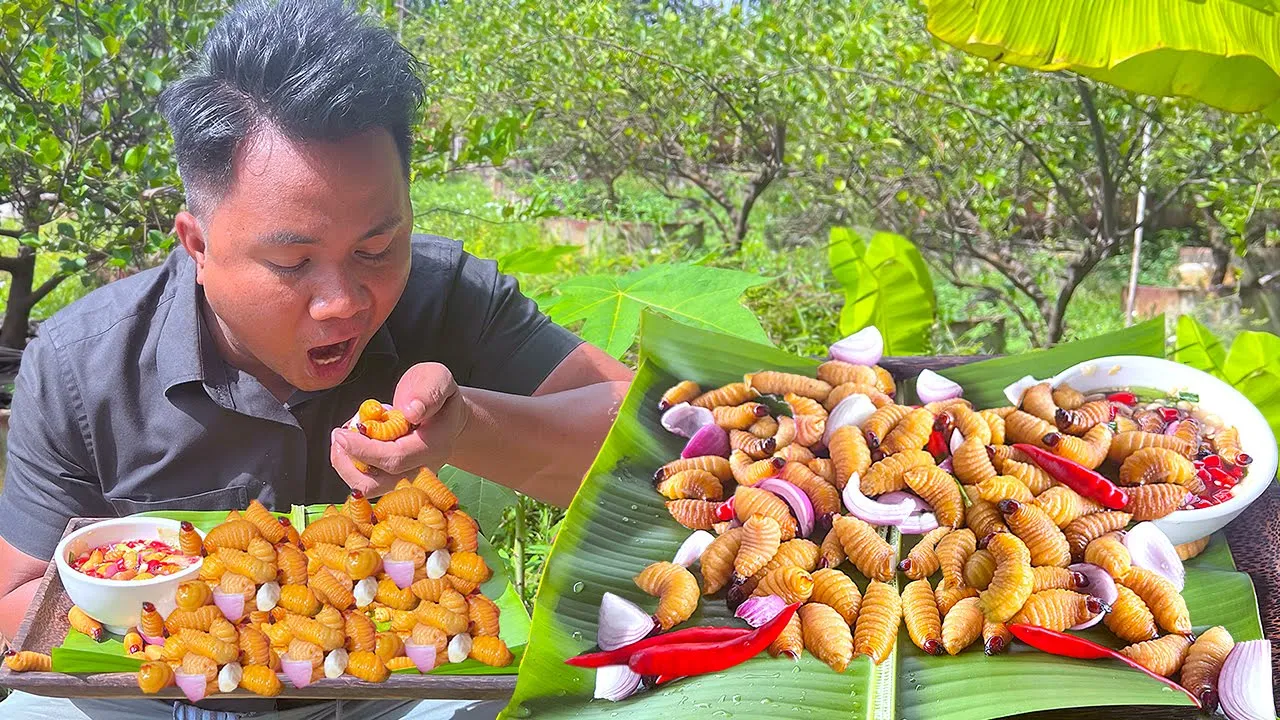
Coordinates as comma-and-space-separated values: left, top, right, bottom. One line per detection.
157, 252, 221, 394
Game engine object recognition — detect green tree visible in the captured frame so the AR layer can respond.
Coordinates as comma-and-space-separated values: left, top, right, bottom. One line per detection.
0, 0, 232, 347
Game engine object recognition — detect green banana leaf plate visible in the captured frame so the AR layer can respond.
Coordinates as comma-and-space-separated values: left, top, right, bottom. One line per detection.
500, 310, 1266, 720
50, 481, 530, 677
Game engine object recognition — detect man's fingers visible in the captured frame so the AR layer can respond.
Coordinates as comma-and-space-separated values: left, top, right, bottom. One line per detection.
394, 362, 458, 426
333, 427, 427, 477
330, 430, 383, 496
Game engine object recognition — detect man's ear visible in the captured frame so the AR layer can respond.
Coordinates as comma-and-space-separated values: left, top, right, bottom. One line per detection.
174, 211, 209, 284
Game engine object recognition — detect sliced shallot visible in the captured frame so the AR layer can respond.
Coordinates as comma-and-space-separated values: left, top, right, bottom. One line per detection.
822, 393, 878, 446
755, 478, 816, 537
1123, 522, 1185, 591
404, 644, 437, 673
280, 655, 314, 688
661, 403, 715, 439
594, 664, 642, 702
829, 327, 884, 366
173, 671, 208, 703
877, 491, 931, 514
1067, 563, 1117, 630
682, 423, 730, 459
916, 369, 963, 404
383, 558, 415, 588
673, 530, 716, 568
842, 474, 914, 525
735, 594, 787, 627
597, 592, 656, 651
1219, 639, 1274, 720
898, 512, 940, 535
212, 590, 245, 624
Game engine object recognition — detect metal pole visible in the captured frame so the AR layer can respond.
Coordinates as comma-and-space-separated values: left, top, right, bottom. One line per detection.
1125, 120, 1153, 325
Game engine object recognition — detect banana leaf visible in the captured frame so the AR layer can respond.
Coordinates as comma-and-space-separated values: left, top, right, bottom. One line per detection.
923, 0, 1280, 122
52, 501, 529, 675
501, 309, 1265, 720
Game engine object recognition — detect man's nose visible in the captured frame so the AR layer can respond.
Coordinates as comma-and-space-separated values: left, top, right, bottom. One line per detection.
309, 271, 370, 321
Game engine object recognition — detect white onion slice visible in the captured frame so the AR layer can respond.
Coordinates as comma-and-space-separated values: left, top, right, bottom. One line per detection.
735, 594, 787, 627
1219, 640, 1274, 720
660, 403, 715, 438
597, 592, 656, 651
916, 369, 964, 404
1067, 563, 1117, 630
755, 478, 816, 537
426, 549, 451, 580
1003, 375, 1040, 407
217, 662, 242, 693
673, 530, 716, 568
353, 576, 378, 607
447, 633, 472, 664
842, 474, 914, 525
822, 394, 878, 446
897, 512, 940, 534
1124, 522, 1185, 591
594, 664, 643, 702
324, 648, 350, 679
829, 327, 883, 366
256, 581, 280, 612
949, 429, 964, 455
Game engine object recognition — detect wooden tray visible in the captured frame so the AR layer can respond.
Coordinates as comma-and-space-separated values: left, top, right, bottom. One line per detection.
0, 518, 516, 700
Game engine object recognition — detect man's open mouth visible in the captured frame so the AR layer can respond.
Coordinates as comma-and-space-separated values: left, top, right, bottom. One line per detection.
308, 338, 354, 366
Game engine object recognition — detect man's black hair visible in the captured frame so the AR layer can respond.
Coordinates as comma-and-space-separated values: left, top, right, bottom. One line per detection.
160, 0, 424, 216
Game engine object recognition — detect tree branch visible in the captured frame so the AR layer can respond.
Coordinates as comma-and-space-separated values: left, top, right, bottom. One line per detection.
0, 228, 22, 239
1075, 79, 1116, 243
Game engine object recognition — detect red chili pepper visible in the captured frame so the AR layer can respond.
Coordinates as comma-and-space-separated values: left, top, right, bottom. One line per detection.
1106, 392, 1138, 406
627, 603, 801, 678
1008, 624, 1200, 707
564, 627, 752, 668
926, 430, 947, 460
1201, 454, 1221, 469
1206, 466, 1232, 484
1013, 443, 1129, 510
715, 498, 736, 522
1160, 407, 1181, 423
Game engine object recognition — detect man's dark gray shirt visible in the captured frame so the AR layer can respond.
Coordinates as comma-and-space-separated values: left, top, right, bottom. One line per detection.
0, 234, 582, 560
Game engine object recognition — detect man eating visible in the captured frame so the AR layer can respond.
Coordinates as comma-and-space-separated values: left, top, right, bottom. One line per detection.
0, 0, 631, 717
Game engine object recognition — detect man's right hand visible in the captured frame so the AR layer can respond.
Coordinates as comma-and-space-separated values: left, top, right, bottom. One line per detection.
0, 535, 47, 644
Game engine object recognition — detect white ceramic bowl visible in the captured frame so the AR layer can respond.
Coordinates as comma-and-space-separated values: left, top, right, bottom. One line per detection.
1045, 355, 1278, 545
54, 517, 204, 635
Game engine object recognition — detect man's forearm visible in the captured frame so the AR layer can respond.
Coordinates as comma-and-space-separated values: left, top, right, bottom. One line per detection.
1, 578, 40, 645
451, 380, 631, 507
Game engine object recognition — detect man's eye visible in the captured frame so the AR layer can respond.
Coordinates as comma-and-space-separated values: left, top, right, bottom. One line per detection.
357, 245, 394, 261
268, 259, 308, 273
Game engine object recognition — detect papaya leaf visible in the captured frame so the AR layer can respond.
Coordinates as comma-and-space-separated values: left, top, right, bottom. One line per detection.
1221, 330, 1280, 454
828, 227, 936, 355
1173, 315, 1228, 377
542, 263, 771, 358
497, 244, 580, 275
